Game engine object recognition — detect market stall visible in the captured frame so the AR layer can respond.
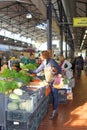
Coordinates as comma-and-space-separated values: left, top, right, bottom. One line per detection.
0, 67, 50, 130
0, 66, 74, 130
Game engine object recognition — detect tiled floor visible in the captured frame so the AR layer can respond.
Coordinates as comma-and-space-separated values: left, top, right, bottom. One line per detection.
38, 70, 87, 130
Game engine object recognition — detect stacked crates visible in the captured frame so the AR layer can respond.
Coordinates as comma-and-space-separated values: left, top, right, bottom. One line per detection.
34, 95, 49, 129
36, 87, 46, 107
0, 93, 6, 130
5, 87, 49, 130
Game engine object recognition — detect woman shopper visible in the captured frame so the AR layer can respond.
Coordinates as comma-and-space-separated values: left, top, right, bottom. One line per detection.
28, 50, 62, 120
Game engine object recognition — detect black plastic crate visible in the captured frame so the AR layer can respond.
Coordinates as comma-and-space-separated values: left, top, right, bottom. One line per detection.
6, 114, 36, 130
6, 121, 36, 130
58, 89, 67, 104
0, 93, 6, 129
6, 121, 28, 130
6, 110, 31, 122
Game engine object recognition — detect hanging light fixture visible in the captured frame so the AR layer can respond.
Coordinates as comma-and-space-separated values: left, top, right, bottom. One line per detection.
26, 13, 32, 19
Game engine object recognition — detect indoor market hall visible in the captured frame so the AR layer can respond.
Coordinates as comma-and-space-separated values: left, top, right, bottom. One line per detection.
38, 70, 87, 130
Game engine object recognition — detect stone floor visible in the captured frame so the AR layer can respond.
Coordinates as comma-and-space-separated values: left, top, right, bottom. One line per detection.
38, 70, 87, 130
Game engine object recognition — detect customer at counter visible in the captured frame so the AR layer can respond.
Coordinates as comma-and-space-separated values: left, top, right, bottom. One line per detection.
28, 50, 61, 120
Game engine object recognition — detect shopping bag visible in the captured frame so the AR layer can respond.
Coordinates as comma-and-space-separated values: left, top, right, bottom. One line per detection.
53, 75, 63, 89
66, 69, 73, 79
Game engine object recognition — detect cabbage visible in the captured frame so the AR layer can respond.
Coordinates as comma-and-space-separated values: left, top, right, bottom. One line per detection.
8, 102, 18, 110
19, 100, 33, 112
9, 93, 20, 100
19, 102, 26, 110
13, 88, 23, 95
17, 82, 23, 88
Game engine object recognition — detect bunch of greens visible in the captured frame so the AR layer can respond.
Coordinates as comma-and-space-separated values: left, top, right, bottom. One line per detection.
0, 68, 33, 84
0, 80, 18, 93
20, 63, 38, 70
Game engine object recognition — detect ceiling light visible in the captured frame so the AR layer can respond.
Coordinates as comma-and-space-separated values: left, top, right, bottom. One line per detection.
85, 30, 87, 33
26, 13, 32, 19
14, 40, 17, 43
83, 34, 86, 39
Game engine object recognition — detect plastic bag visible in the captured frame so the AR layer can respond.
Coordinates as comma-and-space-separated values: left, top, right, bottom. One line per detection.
53, 75, 63, 89
66, 69, 73, 79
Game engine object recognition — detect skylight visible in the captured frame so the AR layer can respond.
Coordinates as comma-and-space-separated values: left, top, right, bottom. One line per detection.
36, 23, 47, 30
0, 28, 31, 44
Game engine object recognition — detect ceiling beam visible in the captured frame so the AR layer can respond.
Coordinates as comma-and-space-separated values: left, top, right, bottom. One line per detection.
31, 0, 60, 35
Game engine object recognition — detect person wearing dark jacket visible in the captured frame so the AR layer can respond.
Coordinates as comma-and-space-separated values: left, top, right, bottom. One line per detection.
28, 50, 61, 119
76, 55, 84, 79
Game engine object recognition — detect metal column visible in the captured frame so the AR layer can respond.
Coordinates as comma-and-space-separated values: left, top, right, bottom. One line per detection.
65, 34, 67, 58
46, 0, 52, 50
59, 1, 63, 55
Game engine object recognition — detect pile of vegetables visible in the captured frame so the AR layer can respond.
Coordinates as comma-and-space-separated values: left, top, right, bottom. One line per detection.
0, 68, 33, 84
0, 68, 33, 93
20, 63, 39, 70
0, 80, 18, 93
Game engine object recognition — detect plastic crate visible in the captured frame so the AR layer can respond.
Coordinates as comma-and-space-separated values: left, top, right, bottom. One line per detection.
6, 92, 37, 113
33, 87, 46, 107
6, 120, 35, 130
6, 110, 31, 122
0, 93, 6, 129
21, 86, 46, 108
34, 96, 49, 128
21, 86, 37, 95
58, 89, 67, 104
6, 112, 36, 130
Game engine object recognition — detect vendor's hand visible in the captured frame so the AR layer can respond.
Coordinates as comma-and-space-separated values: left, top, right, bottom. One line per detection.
27, 70, 33, 74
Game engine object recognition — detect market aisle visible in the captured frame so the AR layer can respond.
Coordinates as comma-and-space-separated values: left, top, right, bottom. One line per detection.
38, 70, 87, 130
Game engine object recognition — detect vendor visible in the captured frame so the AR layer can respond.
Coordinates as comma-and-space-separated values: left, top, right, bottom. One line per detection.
27, 53, 36, 64
20, 53, 27, 64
